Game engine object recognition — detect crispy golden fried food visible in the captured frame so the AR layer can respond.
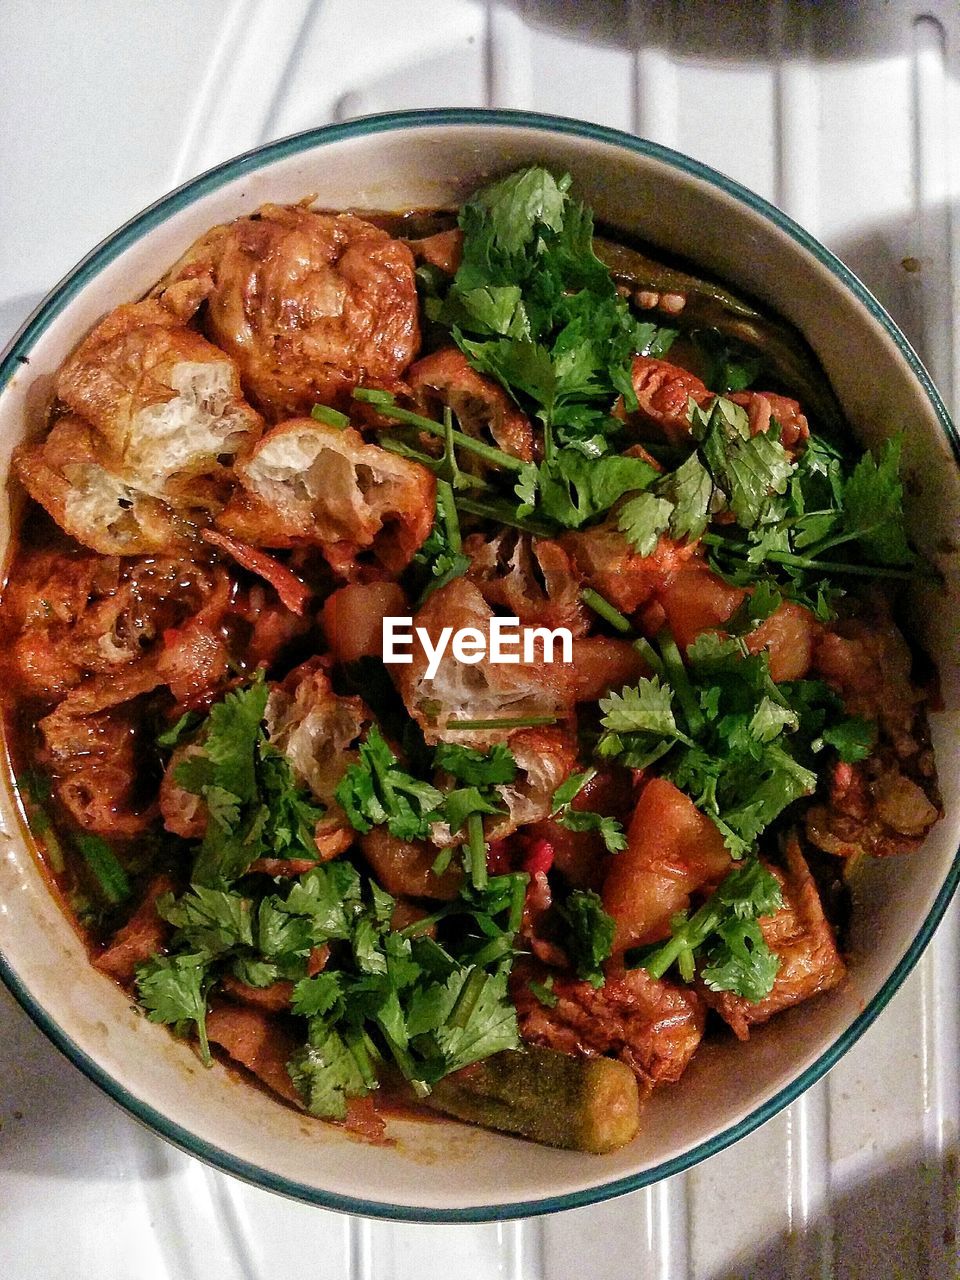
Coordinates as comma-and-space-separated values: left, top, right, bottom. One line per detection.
162, 205, 420, 419
701, 838, 846, 1039
217, 418, 435, 576
407, 347, 535, 464
56, 297, 262, 507
391, 578, 577, 747
805, 599, 942, 857
15, 414, 193, 554
465, 530, 589, 634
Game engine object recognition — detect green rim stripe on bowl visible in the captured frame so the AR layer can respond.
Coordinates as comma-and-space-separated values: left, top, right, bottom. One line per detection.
0, 107, 957, 1224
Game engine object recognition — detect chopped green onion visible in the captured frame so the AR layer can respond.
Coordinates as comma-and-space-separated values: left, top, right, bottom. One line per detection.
354, 389, 526, 473
311, 404, 351, 428
75, 833, 130, 904
446, 716, 560, 730
581, 588, 632, 634
465, 811, 488, 890
654, 626, 705, 737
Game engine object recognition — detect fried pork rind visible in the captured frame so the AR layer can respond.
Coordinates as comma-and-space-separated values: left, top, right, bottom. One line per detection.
406, 347, 535, 465
40, 697, 158, 838
217, 419, 435, 576
0, 545, 233, 705
628, 356, 809, 451
561, 519, 698, 615
391, 578, 577, 747
55, 298, 263, 507
464, 530, 588, 634
160, 205, 420, 420
514, 961, 705, 1097
701, 838, 846, 1039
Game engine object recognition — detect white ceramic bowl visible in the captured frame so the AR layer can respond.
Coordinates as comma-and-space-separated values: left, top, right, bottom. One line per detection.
0, 109, 957, 1222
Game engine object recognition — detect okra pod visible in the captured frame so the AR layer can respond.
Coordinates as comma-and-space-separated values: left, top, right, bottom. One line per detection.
427, 1045, 640, 1154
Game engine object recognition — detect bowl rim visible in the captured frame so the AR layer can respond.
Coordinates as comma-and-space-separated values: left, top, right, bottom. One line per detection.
0, 105, 958, 1223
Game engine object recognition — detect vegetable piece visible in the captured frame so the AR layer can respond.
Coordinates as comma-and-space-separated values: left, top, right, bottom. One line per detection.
74, 832, 131, 904
428, 167, 675, 455
554, 889, 617, 987
628, 857, 783, 1001
335, 726, 444, 841
593, 236, 844, 435
426, 1044, 640, 1153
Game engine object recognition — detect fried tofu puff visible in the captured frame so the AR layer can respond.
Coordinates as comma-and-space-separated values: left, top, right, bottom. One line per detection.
159, 205, 421, 420
217, 419, 435, 576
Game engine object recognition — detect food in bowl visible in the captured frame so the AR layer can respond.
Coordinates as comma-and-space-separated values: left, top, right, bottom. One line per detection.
0, 165, 942, 1156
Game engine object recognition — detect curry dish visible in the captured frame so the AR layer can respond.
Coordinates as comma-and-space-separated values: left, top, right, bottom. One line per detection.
0, 168, 942, 1153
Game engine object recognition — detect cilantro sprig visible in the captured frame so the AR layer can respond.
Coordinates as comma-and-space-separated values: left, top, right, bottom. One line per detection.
597, 628, 874, 858
550, 770, 626, 855
626, 857, 784, 1002
170, 674, 327, 887
427, 167, 675, 457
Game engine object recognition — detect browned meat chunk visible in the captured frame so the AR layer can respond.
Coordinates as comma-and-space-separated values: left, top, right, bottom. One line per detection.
562, 520, 698, 615
94, 874, 174, 982
205, 1004, 302, 1105
702, 839, 846, 1039
360, 827, 462, 900
514, 963, 705, 1096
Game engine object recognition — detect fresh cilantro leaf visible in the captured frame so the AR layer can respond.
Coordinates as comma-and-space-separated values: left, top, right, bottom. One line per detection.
695, 398, 793, 528
335, 727, 444, 841
599, 679, 679, 736
528, 975, 559, 1008
555, 890, 615, 988
291, 971, 344, 1018
432, 968, 521, 1073
156, 710, 202, 749
841, 437, 914, 564
434, 742, 517, 787
442, 786, 505, 835
632, 856, 782, 1000
822, 717, 876, 762
136, 953, 212, 1065
177, 675, 268, 805
288, 1022, 372, 1120
159, 885, 254, 956
550, 770, 626, 854
701, 917, 780, 1002
516, 449, 657, 528
231, 957, 279, 988
617, 492, 674, 556
466, 166, 569, 255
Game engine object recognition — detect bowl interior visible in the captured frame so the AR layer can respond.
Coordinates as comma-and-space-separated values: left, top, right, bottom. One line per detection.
0, 115, 957, 1219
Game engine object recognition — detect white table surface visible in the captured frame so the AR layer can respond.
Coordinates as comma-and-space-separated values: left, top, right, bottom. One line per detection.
1, 3, 958, 1277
